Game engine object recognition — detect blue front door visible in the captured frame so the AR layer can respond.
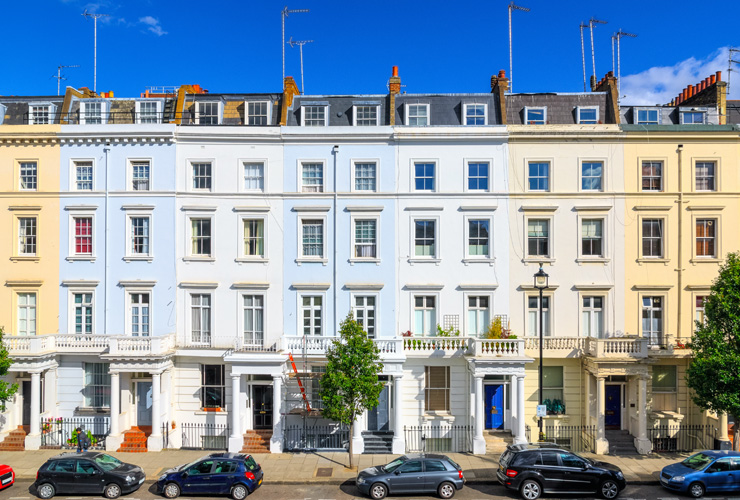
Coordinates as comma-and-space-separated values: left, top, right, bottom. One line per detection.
485, 385, 504, 429
368, 385, 389, 431
605, 385, 621, 428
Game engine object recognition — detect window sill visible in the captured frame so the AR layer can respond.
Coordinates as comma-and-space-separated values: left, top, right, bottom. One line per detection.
637, 258, 669, 264
690, 258, 722, 264
296, 258, 329, 266
408, 258, 441, 265
195, 410, 228, 415
543, 414, 570, 421
462, 258, 495, 265
235, 257, 269, 264
423, 412, 454, 421
66, 256, 96, 262
649, 410, 684, 421
123, 256, 153, 262
349, 258, 381, 265
183, 256, 215, 262
11, 256, 40, 262
523, 258, 555, 264
576, 257, 610, 264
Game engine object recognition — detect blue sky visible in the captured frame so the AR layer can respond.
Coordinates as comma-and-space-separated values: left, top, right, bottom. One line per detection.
2, 0, 739, 104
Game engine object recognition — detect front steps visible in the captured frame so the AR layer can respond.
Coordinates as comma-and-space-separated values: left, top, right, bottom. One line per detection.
606, 429, 638, 455
0, 426, 26, 451
362, 431, 393, 454
117, 426, 152, 453
484, 430, 514, 454
241, 430, 272, 454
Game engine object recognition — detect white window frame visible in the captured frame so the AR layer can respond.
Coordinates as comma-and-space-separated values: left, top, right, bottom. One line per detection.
299, 160, 326, 193
651, 365, 677, 412
351, 293, 378, 338
241, 293, 265, 347
298, 294, 325, 336
351, 215, 380, 263
188, 159, 214, 192
187, 215, 214, 259
635, 107, 660, 125
28, 102, 55, 125
680, 109, 706, 124
579, 159, 606, 192
693, 159, 720, 192
352, 104, 380, 126
694, 292, 709, 328
577, 215, 607, 260
465, 293, 492, 337
196, 101, 222, 125
189, 292, 213, 345
240, 160, 266, 192
68, 211, 96, 260
424, 365, 450, 413
526, 293, 552, 337
80, 100, 107, 125
300, 105, 328, 127
463, 103, 488, 125
524, 215, 553, 261
68, 288, 96, 335
351, 159, 379, 193
70, 159, 95, 192
410, 216, 440, 262
641, 294, 665, 346
412, 294, 438, 336
464, 159, 491, 192
464, 215, 494, 261
576, 106, 599, 124
524, 106, 547, 124
691, 214, 721, 261
125, 212, 153, 260
405, 103, 430, 126
245, 100, 271, 126
17, 215, 38, 257
639, 216, 667, 261
135, 100, 162, 124
17, 291, 37, 336
640, 159, 665, 192
238, 214, 267, 261
18, 160, 38, 191
83, 362, 111, 408
526, 159, 552, 192
580, 294, 605, 338
0, 104, 6, 125
127, 158, 152, 191
125, 288, 152, 337
297, 215, 328, 263
411, 159, 438, 192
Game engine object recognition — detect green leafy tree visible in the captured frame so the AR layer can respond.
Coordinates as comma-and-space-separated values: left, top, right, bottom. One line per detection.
687, 252, 740, 450
319, 313, 384, 468
0, 327, 19, 411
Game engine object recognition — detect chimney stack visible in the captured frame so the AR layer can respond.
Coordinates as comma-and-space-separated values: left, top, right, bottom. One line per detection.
389, 66, 401, 94
490, 69, 509, 124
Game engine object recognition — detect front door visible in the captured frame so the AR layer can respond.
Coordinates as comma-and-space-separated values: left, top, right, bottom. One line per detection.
22, 381, 31, 426
136, 382, 152, 426
605, 385, 621, 429
485, 384, 504, 430
252, 386, 272, 429
368, 385, 390, 431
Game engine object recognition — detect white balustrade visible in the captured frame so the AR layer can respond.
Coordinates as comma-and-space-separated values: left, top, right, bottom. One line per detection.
585, 337, 647, 358
470, 338, 524, 357
402, 336, 470, 355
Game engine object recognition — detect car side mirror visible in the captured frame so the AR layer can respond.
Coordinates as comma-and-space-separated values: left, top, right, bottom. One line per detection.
394, 470, 400, 475
583, 463, 591, 470
182, 472, 189, 478
706, 468, 716, 474
94, 470, 102, 475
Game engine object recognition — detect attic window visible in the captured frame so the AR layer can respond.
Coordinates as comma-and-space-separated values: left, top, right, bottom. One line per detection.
577, 107, 598, 124
301, 105, 328, 126
524, 107, 546, 125
196, 102, 221, 125
464, 104, 487, 125
29, 103, 55, 125
636, 108, 660, 125
681, 111, 705, 124
247, 101, 270, 125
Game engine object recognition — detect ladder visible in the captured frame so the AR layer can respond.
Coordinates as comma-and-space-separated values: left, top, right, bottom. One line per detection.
288, 353, 312, 412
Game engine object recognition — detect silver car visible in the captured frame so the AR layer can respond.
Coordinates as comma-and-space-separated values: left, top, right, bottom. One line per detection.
356, 454, 465, 499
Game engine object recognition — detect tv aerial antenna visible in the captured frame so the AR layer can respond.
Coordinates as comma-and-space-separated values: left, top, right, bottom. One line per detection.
588, 18, 608, 81
82, 10, 110, 93
281, 6, 310, 85
287, 37, 313, 94
612, 30, 637, 101
729, 48, 740, 95
508, 1, 530, 93
52, 64, 80, 96
580, 23, 589, 91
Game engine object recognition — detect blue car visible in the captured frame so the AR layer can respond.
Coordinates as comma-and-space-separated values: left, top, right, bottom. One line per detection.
660, 450, 740, 498
156, 453, 263, 500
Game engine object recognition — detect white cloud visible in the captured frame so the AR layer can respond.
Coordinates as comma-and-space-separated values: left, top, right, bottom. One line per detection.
621, 48, 738, 105
139, 16, 167, 36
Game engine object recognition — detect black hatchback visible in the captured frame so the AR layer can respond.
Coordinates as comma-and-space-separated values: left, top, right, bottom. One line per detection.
33, 452, 145, 499
497, 443, 626, 500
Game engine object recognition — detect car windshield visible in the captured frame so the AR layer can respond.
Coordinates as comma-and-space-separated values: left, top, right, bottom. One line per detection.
447, 458, 461, 470
568, 451, 593, 465
181, 456, 210, 472
383, 458, 406, 473
682, 453, 715, 470
244, 456, 258, 471
94, 454, 123, 472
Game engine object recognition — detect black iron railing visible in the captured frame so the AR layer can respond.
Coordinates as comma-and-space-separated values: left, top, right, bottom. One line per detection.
40, 416, 110, 449
649, 424, 716, 453
181, 422, 229, 450
404, 425, 472, 453
544, 425, 596, 452
283, 424, 349, 452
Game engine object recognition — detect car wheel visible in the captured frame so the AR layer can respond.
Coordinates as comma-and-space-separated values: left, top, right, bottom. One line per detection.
164, 482, 181, 499
37, 483, 55, 499
231, 484, 249, 500
104, 483, 121, 499
600, 480, 620, 499
438, 481, 456, 499
520, 479, 542, 500
689, 482, 705, 498
369, 482, 388, 499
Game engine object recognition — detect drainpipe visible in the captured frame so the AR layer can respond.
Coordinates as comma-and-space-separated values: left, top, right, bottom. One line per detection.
676, 144, 684, 343
332, 145, 339, 334
104, 142, 111, 336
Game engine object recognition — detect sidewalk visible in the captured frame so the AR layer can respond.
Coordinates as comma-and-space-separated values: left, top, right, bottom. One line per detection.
0, 449, 687, 484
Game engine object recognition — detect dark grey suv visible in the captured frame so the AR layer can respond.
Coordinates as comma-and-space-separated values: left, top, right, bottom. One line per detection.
356, 454, 465, 499
497, 443, 626, 500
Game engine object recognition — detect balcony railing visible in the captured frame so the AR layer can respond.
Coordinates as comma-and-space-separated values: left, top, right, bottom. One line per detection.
524, 337, 585, 358
469, 338, 524, 357
6, 333, 176, 357
402, 336, 471, 355
108, 334, 175, 356
584, 337, 648, 358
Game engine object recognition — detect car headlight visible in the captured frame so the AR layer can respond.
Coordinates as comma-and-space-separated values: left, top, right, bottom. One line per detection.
615, 471, 624, 480
125, 475, 135, 483
356, 476, 365, 484
671, 475, 685, 483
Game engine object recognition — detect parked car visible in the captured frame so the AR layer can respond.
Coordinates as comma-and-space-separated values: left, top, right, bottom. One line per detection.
156, 452, 263, 499
355, 453, 465, 499
659, 450, 740, 497
497, 443, 626, 500
0, 464, 14, 490
33, 452, 145, 499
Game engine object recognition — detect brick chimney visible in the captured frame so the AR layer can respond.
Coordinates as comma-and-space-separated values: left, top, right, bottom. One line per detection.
490, 70, 509, 124
280, 76, 300, 126
591, 71, 620, 124
672, 71, 727, 124
388, 66, 401, 125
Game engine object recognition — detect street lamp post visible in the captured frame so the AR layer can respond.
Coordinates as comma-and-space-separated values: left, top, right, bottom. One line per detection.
533, 264, 549, 441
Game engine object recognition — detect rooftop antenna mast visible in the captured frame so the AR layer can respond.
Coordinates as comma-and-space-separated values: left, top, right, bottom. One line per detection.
281, 6, 309, 86
287, 37, 314, 94
614, 29, 637, 102
588, 18, 608, 82
53, 64, 80, 96
580, 23, 588, 91
82, 10, 109, 93
508, 1, 530, 93
729, 47, 740, 95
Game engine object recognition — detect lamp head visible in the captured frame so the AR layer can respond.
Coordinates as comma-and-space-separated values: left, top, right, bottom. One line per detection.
533, 263, 549, 290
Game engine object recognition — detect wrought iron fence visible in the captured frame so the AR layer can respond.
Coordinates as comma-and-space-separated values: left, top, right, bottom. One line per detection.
181, 422, 229, 450
40, 417, 110, 450
526, 425, 531, 442
544, 425, 596, 452
404, 425, 472, 453
284, 424, 349, 452
649, 424, 716, 453
161, 421, 170, 450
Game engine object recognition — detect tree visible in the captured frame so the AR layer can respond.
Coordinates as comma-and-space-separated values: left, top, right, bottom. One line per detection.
0, 327, 19, 411
319, 312, 384, 468
687, 252, 740, 450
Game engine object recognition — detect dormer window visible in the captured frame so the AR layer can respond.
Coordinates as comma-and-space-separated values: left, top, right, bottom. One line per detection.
136, 100, 161, 124
247, 101, 270, 125
406, 104, 429, 126
681, 110, 705, 124
464, 104, 487, 125
636, 108, 660, 125
81, 101, 106, 125
353, 104, 379, 126
577, 106, 598, 124
196, 102, 221, 125
524, 107, 546, 124
301, 105, 328, 126
29, 103, 55, 125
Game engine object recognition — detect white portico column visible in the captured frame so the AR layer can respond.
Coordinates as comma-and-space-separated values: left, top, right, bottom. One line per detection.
392, 375, 405, 454
510, 375, 518, 434
352, 413, 364, 454
110, 373, 120, 435
228, 373, 242, 452
147, 372, 163, 451
25, 371, 42, 450
515, 375, 527, 444
270, 375, 283, 453
473, 374, 486, 454
595, 377, 609, 454
634, 375, 651, 454
718, 412, 731, 449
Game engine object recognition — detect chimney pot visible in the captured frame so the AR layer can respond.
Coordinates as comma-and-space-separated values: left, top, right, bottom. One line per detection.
716, 70, 722, 82
710, 75, 716, 84
498, 69, 506, 78
392, 66, 398, 77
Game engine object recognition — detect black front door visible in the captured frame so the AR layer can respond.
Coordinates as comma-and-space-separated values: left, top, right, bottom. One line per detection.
368, 385, 389, 431
253, 386, 273, 429
605, 385, 621, 429
22, 381, 31, 426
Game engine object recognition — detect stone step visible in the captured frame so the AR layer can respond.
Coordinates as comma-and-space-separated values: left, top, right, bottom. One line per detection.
0, 427, 27, 451
117, 427, 149, 453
